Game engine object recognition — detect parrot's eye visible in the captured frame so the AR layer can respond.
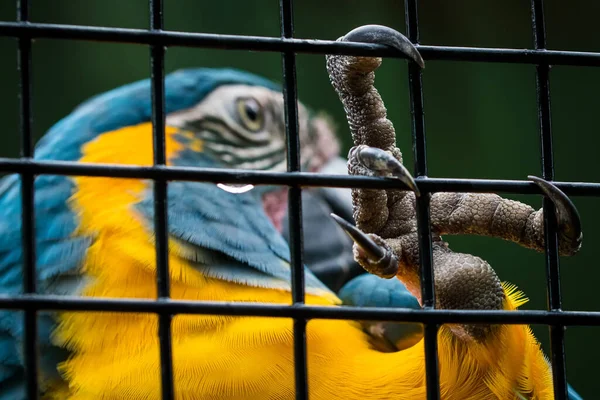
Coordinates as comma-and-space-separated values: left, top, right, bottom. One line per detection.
236, 98, 264, 132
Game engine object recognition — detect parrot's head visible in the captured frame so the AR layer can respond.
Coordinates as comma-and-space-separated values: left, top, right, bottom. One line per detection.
161, 70, 339, 232
35, 68, 340, 233
167, 82, 339, 174
164, 78, 340, 231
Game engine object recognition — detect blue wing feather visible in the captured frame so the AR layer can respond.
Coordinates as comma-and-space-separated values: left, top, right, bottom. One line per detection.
0, 174, 90, 398
136, 178, 334, 297
0, 176, 90, 293
0, 330, 20, 380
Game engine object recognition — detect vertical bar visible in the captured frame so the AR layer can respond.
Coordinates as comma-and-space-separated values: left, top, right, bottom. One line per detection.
404, 1, 440, 399
279, 1, 308, 399
531, 1, 567, 399
17, 0, 39, 399
149, 1, 174, 399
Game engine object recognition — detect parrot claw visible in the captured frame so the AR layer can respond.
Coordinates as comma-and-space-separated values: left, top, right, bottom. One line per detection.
528, 175, 583, 255
341, 24, 425, 68
350, 145, 421, 196
330, 213, 399, 278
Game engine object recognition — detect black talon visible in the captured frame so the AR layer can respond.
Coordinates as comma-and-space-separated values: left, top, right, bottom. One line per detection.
528, 175, 583, 252
330, 213, 384, 260
352, 145, 421, 196
330, 213, 399, 278
342, 24, 425, 68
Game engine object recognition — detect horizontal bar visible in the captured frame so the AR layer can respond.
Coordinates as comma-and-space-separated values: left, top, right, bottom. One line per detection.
0, 158, 598, 195
0, 22, 600, 66
0, 294, 599, 326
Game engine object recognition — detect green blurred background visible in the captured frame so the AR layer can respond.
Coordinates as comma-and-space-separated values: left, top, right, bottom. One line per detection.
0, 0, 599, 397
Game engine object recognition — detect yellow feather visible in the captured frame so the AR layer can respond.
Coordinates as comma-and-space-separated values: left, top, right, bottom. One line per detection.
51, 123, 555, 399
502, 281, 530, 309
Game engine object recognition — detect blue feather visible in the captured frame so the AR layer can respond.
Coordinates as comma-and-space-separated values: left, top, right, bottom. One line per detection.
136, 177, 334, 297
0, 313, 23, 399
568, 384, 584, 400
0, 174, 90, 396
0, 176, 89, 293
339, 274, 420, 310
0, 377, 24, 400
339, 274, 423, 352
0, 331, 20, 375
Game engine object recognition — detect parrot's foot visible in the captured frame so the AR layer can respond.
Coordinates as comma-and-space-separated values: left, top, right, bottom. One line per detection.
327, 23, 586, 350
349, 145, 420, 196
528, 175, 583, 255
330, 213, 398, 278
341, 24, 424, 68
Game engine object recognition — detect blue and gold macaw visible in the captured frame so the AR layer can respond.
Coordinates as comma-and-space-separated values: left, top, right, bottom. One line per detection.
0, 25, 584, 399
0, 67, 342, 398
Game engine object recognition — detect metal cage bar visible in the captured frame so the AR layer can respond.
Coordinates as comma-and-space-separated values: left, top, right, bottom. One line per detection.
148, 1, 175, 399
2, 21, 600, 66
2, 295, 600, 325
279, 1, 309, 399
0, 159, 598, 195
16, 0, 39, 398
404, 1, 440, 399
531, 1, 568, 399
3, 0, 600, 399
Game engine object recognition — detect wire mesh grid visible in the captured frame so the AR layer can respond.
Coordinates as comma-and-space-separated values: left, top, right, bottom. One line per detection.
1, 0, 600, 399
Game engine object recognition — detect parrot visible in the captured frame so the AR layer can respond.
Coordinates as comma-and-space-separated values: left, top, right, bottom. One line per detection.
0, 23, 583, 399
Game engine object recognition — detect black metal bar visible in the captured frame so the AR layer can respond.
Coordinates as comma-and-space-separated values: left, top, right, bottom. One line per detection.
2, 22, 600, 66
1, 294, 600, 326
279, 1, 309, 399
16, 0, 39, 398
149, 1, 174, 399
0, 158, 599, 195
531, 1, 567, 399
405, 1, 440, 399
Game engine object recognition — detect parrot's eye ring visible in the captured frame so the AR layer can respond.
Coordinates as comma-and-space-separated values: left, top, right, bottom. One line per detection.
236, 98, 264, 132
